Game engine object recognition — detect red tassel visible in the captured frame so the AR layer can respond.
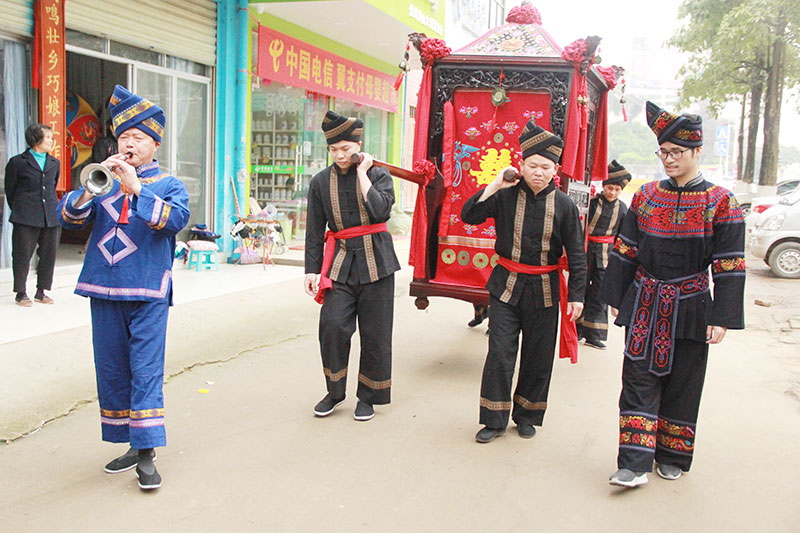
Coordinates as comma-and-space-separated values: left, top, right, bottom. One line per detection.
393, 71, 404, 91
622, 104, 628, 122
118, 194, 130, 224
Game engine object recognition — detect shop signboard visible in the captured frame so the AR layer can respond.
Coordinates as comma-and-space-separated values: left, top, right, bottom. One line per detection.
35, 0, 68, 191
257, 25, 398, 113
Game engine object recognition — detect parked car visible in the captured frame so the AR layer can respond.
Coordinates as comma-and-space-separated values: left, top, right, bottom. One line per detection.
749, 189, 800, 279
737, 178, 800, 219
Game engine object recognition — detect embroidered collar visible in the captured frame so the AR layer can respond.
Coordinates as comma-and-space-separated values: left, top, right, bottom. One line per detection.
136, 160, 161, 178
140, 173, 169, 184
666, 173, 704, 190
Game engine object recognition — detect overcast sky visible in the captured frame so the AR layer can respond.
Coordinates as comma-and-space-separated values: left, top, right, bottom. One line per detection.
537, 0, 680, 68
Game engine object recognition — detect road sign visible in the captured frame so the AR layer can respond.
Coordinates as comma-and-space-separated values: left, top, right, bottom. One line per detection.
715, 141, 728, 156
716, 125, 728, 141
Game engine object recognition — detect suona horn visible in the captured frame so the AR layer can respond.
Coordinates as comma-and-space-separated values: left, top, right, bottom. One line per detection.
79, 152, 132, 196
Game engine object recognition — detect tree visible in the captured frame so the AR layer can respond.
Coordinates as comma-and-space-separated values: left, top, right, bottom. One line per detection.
607, 121, 659, 173
669, 0, 800, 185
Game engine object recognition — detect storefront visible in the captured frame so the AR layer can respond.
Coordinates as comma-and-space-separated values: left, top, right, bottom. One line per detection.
62, 30, 214, 237
0, 0, 217, 270
61, 0, 217, 236
247, 20, 399, 242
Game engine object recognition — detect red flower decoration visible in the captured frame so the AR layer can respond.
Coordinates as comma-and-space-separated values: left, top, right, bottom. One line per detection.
595, 65, 618, 90
413, 160, 437, 182
561, 38, 588, 64
506, 3, 542, 25
420, 38, 451, 65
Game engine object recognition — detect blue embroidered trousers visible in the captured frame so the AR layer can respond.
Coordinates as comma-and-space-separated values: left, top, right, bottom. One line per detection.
90, 298, 169, 449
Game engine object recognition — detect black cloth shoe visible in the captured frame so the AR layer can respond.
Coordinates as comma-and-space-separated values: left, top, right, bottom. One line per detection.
104, 447, 156, 474
475, 426, 505, 443
517, 423, 537, 439
584, 339, 606, 350
135, 449, 162, 490
468, 305, 488, 327
353, 401, 375, 421
313, 393, 345, 417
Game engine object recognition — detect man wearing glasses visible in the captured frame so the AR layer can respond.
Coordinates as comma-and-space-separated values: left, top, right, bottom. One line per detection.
601, 102, 745, 488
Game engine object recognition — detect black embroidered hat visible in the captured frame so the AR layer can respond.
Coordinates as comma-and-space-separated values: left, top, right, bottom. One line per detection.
645, 101, 703, 148
603, 159, 631, 187
518, 119, 563, 163
321, 110, 364, 145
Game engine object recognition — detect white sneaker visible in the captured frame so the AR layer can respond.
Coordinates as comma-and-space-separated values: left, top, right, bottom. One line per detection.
609, 468, 648, 488
656, 463, 683, 480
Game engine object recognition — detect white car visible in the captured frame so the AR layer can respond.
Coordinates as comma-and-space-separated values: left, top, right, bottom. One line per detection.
749, 189, 800, 279
739, 178, 800, 221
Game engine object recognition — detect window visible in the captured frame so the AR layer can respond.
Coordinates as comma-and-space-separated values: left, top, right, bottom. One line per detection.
134, 65, 210, 231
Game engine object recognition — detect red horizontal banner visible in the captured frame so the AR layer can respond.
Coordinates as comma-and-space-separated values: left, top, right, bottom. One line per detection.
257, 25, 398, 113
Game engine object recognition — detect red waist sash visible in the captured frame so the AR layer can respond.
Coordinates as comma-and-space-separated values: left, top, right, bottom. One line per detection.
315, 222, 388, 304
496, 255, 579, 364
587, 235, 615, 244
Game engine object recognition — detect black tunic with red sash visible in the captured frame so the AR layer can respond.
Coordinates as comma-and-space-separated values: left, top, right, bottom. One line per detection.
577, 194, 627, 342
305, 163, 400, 404
462, 180, 586, 428
599, 175, 745, 472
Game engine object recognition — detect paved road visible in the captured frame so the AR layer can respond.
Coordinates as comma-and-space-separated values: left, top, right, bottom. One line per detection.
1, 261, 798, 531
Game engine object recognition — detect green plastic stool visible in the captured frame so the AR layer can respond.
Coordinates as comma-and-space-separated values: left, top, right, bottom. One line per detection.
187, 249, 218, 271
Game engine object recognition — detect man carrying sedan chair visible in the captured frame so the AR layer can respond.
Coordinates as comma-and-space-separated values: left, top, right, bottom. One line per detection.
576, 160, 630, 350
461, 120, 586, 444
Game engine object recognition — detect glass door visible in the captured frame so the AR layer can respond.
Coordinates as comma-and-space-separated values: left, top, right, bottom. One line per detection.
134, 65, 211, 233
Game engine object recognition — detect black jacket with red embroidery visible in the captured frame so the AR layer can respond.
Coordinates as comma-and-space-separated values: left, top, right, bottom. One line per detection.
599, 175, 745, 341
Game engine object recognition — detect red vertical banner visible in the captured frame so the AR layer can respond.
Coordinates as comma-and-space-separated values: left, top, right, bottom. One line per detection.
36, 0, 68, 191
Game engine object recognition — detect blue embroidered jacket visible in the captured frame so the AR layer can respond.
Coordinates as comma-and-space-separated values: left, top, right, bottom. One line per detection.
599, 175, 745, 341
57, 161, 190, 303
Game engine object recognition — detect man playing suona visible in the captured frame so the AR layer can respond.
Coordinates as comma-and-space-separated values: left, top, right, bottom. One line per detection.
304, 111, 400, 422
602, 102, 745, 488
576, 160, 630, 350
58, 85, 190, 491
461, 120, 586, 443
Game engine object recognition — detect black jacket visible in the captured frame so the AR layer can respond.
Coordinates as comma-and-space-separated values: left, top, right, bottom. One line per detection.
305, 164, 400, 284
462, 180, 586, 308
4, 150, 61, 228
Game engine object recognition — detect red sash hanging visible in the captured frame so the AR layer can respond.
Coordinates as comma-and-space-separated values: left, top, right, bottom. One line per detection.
590, 89, 610, 181
315, 223, 388, 304
438, 100, 455, 237
496, 255, 579, 364
408, 64, 433, 279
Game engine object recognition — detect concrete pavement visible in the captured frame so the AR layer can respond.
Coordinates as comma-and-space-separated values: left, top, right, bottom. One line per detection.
0, 242, 314, 441
1, 248, 799, 530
